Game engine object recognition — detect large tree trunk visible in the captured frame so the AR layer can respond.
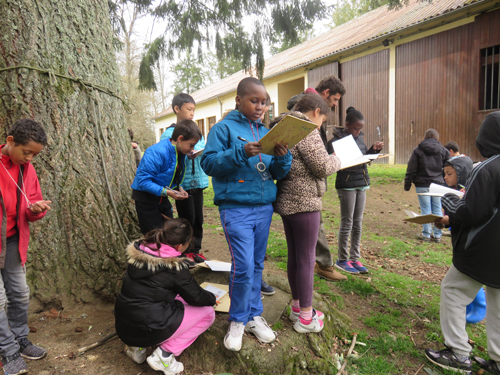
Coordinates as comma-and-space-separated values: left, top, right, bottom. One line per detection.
0, 0, 140, 306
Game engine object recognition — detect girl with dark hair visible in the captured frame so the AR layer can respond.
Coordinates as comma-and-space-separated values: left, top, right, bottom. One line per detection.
331, 107, 384, 275
114, 218, 216, 375
273, 93, 341, 333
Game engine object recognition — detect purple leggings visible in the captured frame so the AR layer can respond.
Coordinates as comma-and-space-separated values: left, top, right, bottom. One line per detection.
281, 211, 320, 308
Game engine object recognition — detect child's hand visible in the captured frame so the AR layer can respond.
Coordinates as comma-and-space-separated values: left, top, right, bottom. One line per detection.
434, 215, 449, 229
274, 143, 288, 156
187, 151, 196, 160
29, 200, 52, 214
374, 141, 384, 150
244, 142, 262, 157
167, 190, 188, 200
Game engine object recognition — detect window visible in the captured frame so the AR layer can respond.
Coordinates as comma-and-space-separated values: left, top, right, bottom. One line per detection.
196, 119, 205, 138
480, 45, 500, 111
207, 116, 216, 133
158, 128, 164, 140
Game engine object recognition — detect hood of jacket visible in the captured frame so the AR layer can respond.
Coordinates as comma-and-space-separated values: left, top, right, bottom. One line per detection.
476, 111, 500, 158
418, 138, 443, 155
447, 156, 473, 187
126, 241, 191, 278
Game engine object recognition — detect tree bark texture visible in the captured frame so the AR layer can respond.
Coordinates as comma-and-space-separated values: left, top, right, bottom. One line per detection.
0, 0, 140, 306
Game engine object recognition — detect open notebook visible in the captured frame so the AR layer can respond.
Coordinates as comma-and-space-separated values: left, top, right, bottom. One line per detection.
331, 135, 386, 170
417, 183, 464, 198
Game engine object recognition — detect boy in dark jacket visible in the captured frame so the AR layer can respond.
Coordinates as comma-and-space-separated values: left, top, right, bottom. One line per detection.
425, 112, 500, 375
0, 119, 51, 375
404, 129, 450, 242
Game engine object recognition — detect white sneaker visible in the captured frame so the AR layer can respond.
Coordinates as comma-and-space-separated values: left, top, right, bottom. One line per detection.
245, 316, 276, 343
126, 346, 147, 364
289, 308, 325, 322
146, 347, 184, 375
294, 315, 324, 333
224, 321, 245, 351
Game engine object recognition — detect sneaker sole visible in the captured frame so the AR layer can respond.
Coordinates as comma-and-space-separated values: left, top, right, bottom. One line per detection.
20, 352, 47, 360
261, 290, 275, 296
293, 322, 324, 334
223, 339, 242, 351
334, 264, 359, 274
425, 352, 472, 375
4, 369, 28, 375
244, 328, 276, 343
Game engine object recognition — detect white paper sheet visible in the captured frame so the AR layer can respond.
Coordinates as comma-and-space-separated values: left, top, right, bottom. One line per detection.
204, 260, 232, 272
417, 183, 464, 198
331, 135, 382, 170
203, 284, 227, 301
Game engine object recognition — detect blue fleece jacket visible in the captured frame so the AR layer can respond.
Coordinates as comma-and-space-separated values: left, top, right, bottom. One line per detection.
201, 110, 292, 210
161, 126, 209, 190
131, 138, 186, 196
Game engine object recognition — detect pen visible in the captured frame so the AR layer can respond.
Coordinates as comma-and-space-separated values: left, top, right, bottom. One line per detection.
459, 184, 465, 190
237, 136, 250, 143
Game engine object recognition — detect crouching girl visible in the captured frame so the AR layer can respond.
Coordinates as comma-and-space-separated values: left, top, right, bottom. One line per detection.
114, 218, 216, 375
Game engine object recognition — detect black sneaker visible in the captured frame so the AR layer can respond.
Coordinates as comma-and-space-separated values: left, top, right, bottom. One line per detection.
474, 357, 500, 375
18, 338, 47, 360
425, 347, 472, 374
1, 352, 28, 374
261, 281, 275, 296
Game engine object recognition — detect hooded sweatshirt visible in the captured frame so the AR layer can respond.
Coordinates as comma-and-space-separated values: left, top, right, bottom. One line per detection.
445, 156, 473, 190
114, 241, 216, 347
404, 138, 450, 191
442, 111, 500, 288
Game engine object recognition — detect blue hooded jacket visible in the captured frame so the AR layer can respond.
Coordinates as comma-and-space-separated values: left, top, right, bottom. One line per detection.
161, 126, 209, 190
131, 138, 186, 196
201, 110, 292, 210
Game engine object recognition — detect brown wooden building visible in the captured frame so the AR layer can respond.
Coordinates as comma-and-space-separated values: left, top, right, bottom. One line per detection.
155, 0, 500, 164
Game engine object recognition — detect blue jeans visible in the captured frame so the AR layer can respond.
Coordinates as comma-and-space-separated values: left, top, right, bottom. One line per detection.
0, 235, 30, 357
220, 205, 273, 324
415, 187, 443, 238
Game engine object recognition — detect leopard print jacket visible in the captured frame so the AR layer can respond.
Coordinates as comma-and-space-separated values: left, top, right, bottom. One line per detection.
274, 127, 341, 216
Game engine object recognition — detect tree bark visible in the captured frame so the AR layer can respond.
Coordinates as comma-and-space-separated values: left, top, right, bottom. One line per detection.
0, 0, 140, 306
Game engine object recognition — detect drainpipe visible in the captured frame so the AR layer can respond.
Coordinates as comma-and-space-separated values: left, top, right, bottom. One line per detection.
217, 97, 223, 119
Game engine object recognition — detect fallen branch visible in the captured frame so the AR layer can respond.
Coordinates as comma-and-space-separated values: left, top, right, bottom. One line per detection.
415, 363, 425, 374
336, 334, 357, 375
78, 332, 117, 354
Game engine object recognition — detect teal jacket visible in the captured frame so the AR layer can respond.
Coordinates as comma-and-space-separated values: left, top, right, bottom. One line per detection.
131, 138, 186, 196
201, 110, 292, 210
161, 126, 209, 190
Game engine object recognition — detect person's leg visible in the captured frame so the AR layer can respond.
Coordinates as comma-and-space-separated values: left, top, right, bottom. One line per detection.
249, 204, 273, 320
415, 187, 431, 238
315, 211, 333, 267
485, 286, 500, 363
135, 201, 164, 234
440, 265, 481, 356
349, 189, 366, 262
159, 298, 215, 356
337, 190, 356, 262
220, 207, 255, 324
430, 196, 443, 239
191, 189, 205, 253
282, 215, 299, 301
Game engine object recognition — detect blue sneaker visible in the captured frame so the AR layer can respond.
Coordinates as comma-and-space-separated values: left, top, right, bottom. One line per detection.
351, 260, 369, 274
335, 260, 359, 274
261, 281, 275, 296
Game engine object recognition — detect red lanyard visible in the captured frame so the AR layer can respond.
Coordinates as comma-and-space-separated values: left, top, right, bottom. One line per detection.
248, 120, 263, 162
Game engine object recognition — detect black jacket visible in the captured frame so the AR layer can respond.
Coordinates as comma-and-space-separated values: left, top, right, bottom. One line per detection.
330, 129, 379, 189
443, 111, 500, 288
404, 138, 450, 191
114, 242, 216, 347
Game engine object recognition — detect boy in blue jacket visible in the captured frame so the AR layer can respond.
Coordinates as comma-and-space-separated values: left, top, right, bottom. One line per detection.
201, 77, 292, 352
132, 120, 201, 234
160, 93, 208, 257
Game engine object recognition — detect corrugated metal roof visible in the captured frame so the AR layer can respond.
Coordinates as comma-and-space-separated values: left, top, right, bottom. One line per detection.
154, 0, 487, 119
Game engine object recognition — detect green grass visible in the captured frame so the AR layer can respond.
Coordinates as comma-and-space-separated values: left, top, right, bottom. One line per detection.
363, 309, 407, 333
338, 275, 378, 297
367, 164, 407, 185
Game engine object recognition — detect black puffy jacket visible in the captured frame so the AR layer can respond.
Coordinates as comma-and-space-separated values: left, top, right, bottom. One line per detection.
404, 138, 450, 191
114, 242, 216, 347
330, 128, 379, 189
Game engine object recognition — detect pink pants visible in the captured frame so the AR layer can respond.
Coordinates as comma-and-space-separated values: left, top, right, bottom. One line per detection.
160, 297, 215, 356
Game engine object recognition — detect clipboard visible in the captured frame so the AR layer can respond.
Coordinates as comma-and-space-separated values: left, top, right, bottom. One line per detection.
331, 135, 389, 170
403, 210, 442, 224
200, 282, 230, 312
258, 115, 318, 155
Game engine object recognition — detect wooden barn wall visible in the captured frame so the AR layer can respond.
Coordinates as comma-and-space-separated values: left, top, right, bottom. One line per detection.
340, 50, 390, 163
308, 62, 340, 137
395, 8, 500, 164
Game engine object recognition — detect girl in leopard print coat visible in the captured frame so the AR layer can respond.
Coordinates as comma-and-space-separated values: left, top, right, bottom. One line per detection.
273, 94, 341, 334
